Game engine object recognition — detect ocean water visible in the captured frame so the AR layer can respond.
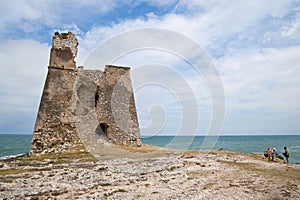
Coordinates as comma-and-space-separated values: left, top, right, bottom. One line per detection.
142, 135, 300, 164
0, 134, 32, 159
0, 134, 299, 164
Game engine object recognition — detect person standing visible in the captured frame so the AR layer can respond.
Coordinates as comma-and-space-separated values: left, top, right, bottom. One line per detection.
266, 147, 271, 162
271, 148, 277, 161
283, 147, 290, 163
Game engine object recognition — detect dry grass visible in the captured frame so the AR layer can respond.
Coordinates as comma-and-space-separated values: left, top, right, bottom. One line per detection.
181, 149, 246, 156
218, 159, 300, 181
118, 144, 168, 153
202, 180, 218, 190
22, 151, 95, 162
0, 151, 97, 176
0, 168, 38, 176
2, 151, 96, 167
187, 170, 211, 179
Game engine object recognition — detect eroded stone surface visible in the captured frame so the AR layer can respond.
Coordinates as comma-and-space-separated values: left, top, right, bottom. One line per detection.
30, 32, 141, 155
1, 151, 300, 199
52, 32, 78, 55
96, 65, 141, 147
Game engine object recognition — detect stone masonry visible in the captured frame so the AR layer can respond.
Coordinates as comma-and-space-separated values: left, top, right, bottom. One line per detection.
96, 65, 141, 146
30, 32, 141, 155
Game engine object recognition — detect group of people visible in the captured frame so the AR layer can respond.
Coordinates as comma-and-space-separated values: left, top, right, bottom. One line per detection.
264, 146, 290, 163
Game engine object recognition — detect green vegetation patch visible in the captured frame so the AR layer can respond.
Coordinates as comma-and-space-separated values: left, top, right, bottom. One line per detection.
3, 151, 96, 166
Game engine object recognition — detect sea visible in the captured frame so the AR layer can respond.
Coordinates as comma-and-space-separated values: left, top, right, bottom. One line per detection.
0, 134, 299, 164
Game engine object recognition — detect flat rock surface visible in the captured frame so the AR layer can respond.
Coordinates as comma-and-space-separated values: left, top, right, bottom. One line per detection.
0, 147, 300, 199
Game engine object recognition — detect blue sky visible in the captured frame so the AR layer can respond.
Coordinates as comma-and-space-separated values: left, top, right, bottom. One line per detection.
0, 0, 299, 135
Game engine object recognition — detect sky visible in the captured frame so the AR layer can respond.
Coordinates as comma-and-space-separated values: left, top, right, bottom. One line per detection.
0, 0, 299, 136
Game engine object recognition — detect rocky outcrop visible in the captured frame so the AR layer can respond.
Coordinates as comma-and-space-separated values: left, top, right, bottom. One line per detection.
1, 150, 300, 199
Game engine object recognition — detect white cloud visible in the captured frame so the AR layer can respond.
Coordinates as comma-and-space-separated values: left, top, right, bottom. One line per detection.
76, 0, 300, 134
0, 0, 118, 34
139, 0, 176, 6
0, 38, 50, 133
0, 1, 42, 29
78, 0, 298, 60
217, 45, 300, 133
281, 18, 300, 37
0, 39, 49, 111
1, 0, 299, 134
54, 23, 84, 38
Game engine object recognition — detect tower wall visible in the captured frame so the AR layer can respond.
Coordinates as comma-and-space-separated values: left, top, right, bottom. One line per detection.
30, 32, 83, 154
49, 32, 78, 70
30, 32, 141, 155
73, 69, 105, 152
96, 65, 141, 146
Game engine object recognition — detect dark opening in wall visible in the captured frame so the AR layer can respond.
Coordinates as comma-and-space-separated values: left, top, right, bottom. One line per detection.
95, 91, 99, 107
96, 123, 109, 137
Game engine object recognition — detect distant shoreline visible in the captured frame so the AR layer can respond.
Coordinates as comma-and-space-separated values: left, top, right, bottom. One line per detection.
1, 134, 300, 163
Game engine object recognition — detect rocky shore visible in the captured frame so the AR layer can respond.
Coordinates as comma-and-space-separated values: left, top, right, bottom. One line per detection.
1, 145, 300, 199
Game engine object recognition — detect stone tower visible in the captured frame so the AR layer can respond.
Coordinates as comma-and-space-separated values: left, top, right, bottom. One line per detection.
30, 32, 141, 155
96, 65, 141, 146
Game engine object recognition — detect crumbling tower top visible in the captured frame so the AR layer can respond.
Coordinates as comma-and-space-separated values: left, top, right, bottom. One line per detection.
52, 32, 78, 56
49, 32, 78, 70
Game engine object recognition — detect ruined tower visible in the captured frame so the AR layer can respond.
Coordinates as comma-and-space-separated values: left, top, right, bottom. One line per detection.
30, 32, 141, 155
96, 65, 141, 146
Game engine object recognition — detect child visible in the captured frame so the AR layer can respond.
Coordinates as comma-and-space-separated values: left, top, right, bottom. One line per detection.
265, 147, 271, 162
